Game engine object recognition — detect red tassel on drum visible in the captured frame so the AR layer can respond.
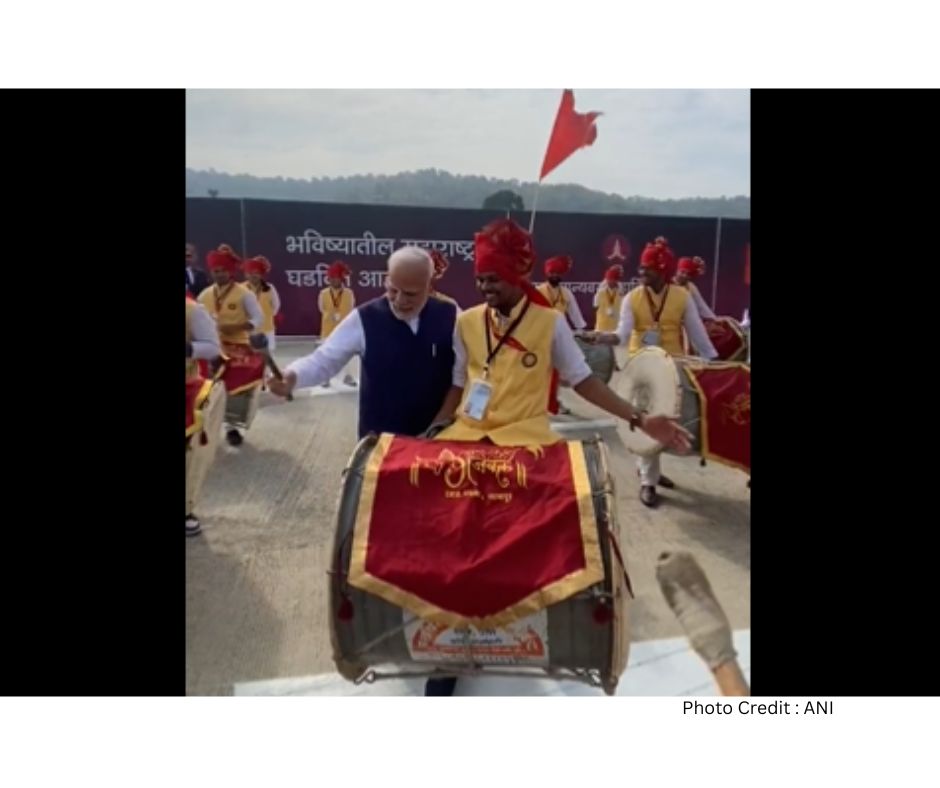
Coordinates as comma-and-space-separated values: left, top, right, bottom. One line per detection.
592, 600, 613, 625
200, 431, 209, 446
337, 595, 354, 622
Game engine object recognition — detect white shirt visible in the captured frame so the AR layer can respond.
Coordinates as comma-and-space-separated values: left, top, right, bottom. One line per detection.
452, 309, 592, 388
614, 287, 718, 359
287, 304, 438, 390
686, 282, 716, 319
188, 303, 221, 360
241, 290, 264, 329
557, 285, 587, 329
267, 284, 281, 317
541, 284, 587, 330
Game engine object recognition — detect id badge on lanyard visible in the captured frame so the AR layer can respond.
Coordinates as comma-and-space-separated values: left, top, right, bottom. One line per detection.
462, 376, 493, 421
642, 286, 669, 347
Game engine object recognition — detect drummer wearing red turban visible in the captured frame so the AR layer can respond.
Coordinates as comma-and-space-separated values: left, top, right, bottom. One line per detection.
593, 264, 625, 332
197, 244, 266, 446
674, 256, 716, 319
244, 255, 282, 350
589, 237, 717, 506
317, 261, 358, 387
537, 255, 587, 331
431, 219, 692, 452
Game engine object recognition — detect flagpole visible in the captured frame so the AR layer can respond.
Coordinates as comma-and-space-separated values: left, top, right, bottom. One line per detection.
528, 178, 542, 234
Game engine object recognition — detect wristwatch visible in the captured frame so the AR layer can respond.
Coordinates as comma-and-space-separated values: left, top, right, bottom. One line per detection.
629, 412, 645, 432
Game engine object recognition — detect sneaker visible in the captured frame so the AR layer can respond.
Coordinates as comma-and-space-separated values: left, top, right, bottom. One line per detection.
226, 429, 243, 446
186, 514, 202, 537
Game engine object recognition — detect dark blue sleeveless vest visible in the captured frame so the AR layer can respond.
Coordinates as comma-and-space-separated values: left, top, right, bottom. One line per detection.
357, 296, 457, 438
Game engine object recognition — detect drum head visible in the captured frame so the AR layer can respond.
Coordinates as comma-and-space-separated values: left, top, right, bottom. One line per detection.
612, 347, 682, 456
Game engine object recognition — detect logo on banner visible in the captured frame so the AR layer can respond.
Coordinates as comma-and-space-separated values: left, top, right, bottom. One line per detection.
722, 392, 751, 427
404, 611, 550, 665
602, 234, 631, 264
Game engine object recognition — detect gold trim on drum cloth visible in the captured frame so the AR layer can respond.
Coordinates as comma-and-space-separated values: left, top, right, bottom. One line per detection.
348, 435, 605, 629
684, 361, 751, 473
226, 378, 264, 396
185, 378, 215, 440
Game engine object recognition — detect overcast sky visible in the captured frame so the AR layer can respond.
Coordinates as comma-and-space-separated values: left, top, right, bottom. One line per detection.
186, 89, 749, 199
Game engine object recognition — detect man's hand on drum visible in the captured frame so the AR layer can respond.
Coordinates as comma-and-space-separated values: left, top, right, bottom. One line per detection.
268, 369, 297, 399
640, 415, 693, 453
578, 331, 599, 344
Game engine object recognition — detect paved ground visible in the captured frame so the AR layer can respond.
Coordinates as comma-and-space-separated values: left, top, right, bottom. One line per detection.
186, 340, 750, 696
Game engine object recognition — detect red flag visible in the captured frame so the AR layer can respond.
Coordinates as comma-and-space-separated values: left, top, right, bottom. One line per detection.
539, 89, 601, 180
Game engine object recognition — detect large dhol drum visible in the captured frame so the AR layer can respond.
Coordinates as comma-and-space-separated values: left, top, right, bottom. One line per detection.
186, 378, 227, 510
574, 336, 616, 384
614, 347, 751, 472
219, 342, 265, 430
224, 387, 261, 430
329, 435, 631, 694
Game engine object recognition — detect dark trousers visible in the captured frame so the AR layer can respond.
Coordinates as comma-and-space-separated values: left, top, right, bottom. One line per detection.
424, 677, 457, 696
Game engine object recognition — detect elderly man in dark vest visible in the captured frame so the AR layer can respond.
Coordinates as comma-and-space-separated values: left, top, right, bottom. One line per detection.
270, 248, 459, 696
269, 246, 457, 439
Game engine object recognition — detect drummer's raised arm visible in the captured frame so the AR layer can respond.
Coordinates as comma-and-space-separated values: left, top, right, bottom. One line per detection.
189, 302, 221, 360
683, 298, 718, 360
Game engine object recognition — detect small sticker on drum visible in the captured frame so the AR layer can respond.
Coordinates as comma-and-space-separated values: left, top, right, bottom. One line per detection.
404, 610, 550, 666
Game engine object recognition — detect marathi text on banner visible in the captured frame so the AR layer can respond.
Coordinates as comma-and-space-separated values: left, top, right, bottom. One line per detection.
348, 434, 603, 628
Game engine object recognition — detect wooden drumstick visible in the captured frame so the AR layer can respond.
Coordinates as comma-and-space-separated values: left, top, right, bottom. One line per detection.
249, 334, 293, 402
656, 551, 749, 696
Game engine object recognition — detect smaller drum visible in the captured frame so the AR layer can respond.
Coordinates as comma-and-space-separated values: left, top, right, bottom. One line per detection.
574, 336, 616, 384
219, 342, 265, 430
186, 378, 227, 512
224, 387, 261, 430
703, 317, 747, 362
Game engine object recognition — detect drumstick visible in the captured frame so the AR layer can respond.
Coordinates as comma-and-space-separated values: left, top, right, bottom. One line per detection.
249, 334, 293, 402
655, 551, 749, 696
